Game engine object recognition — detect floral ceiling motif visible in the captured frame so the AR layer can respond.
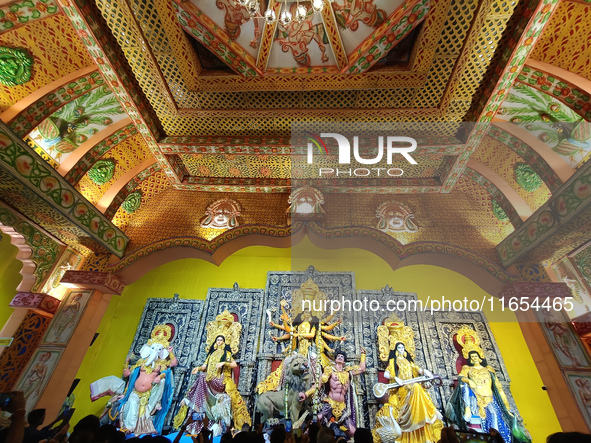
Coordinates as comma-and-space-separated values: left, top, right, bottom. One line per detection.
0, 46, 33, 86
496, 82, 591, 169
25, 86, 127, 168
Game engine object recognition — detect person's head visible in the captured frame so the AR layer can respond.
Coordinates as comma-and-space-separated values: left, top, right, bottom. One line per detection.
220, 432, 233, 443
92, 424, 125, 443
467, 350, 487, 367
69, 414, 100, 443
271, 428, 286, 443
335, 351, 347, 364
308, 422, 320, 443
27, 408, 46, 427
233, 432, 248, 443
354, 428, 373, 443
216, 335, 225, 347
317, 426, 336, 443
547, 432, 591, 443
242, 423, 251, 432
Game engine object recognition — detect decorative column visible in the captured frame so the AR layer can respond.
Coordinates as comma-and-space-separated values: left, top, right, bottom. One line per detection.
21, 271, 124, 420
0, 292, 60, 392
500, 281, 589, 431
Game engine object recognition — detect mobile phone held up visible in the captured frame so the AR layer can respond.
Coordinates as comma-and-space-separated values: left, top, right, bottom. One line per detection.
0, 393, 11, 408
192, 412, 204, 421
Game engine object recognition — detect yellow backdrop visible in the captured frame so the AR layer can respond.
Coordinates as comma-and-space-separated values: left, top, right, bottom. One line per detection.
0, 234, 22, 327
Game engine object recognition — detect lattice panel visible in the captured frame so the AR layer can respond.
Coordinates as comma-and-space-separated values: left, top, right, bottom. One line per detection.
436, 0, 479, 56
96, 0, 174, 118
530, 1, 591, 82
0, 15, 94, 112
179, 154, 449, 180
111, 169, 172, 231
489, 0, 517, 14
355, 89, 418, 108
133, 0, 172, 53
301, 90, 358, 108
322, 183, 513, 260
413, 56, 456, 107
245, 91, 300, 109
453, 17, 511, 101
121, 189, 289, 250
196, 92, 248, 110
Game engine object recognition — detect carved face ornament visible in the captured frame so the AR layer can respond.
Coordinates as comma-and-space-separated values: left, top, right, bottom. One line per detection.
201, 199, 241, 230
376, 201, 418, 234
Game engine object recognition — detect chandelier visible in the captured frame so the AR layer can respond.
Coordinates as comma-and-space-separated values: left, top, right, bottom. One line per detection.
233, 0, 333, 26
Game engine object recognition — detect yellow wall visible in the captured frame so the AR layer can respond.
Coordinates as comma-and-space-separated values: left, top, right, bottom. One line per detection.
0, 233, 22, 326
72, 241, 560, 442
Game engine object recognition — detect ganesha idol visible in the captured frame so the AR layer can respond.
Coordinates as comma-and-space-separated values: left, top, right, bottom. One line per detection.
118, 324, 178, 435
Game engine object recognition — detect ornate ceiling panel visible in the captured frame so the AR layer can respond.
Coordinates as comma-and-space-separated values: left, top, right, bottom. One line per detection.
76, 133, 152, 204
473, 135, 551, 212
93, 0, 516, 137
0, 13, 94, 112
25, 85, 127, 169
496, 82, 591, 170
530, 0, 591, 82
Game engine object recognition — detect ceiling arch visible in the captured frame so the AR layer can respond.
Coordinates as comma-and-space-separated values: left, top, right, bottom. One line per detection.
106, 221, 516, 297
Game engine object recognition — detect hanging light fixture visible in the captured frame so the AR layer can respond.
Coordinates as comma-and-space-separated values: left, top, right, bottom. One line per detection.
232, 0, 332, 28
279, 8, 293, 25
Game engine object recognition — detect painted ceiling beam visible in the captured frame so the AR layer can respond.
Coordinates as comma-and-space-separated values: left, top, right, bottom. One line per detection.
0, 66, 98, 124
486, 124, 563, 193
521, 60, 591, 122
492, 122, 573, 183
497, 156, 591, 267
65, 123, 138, 186
172, 0, 263, 77
342, 0, 430, 75
463, 167, 523, 228
58, 0, 182, 187
104, 163, 162, 220
321, 3, 348, 71
6, 70, 104, 139
441, 0, 561, 192
255, 0, 280, 72
0, 121, 129, 257
57, 118, 132, 175
467, 160, 533, 222
96, 158, 157, 213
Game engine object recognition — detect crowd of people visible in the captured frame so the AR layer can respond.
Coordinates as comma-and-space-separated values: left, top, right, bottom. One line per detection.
2, 391, 591, 443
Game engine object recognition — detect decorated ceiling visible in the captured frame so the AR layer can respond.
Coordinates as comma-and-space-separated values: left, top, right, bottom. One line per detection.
0, 0, 591, 285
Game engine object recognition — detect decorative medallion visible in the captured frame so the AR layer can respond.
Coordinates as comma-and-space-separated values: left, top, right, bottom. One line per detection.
376, 201, 418, 233
491, 200, 508, 221
0, 46, 33, 86
88, 159, 116, 185
287, 186, 325, 218
514, 163, 543, 192
200, 199, 241, 230
122, 190, 142, 214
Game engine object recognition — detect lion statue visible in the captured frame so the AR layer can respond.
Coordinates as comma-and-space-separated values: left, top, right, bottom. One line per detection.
256, 354, 312, 425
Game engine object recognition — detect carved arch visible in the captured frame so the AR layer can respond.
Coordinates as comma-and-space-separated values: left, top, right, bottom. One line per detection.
0, 204, 64, 292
